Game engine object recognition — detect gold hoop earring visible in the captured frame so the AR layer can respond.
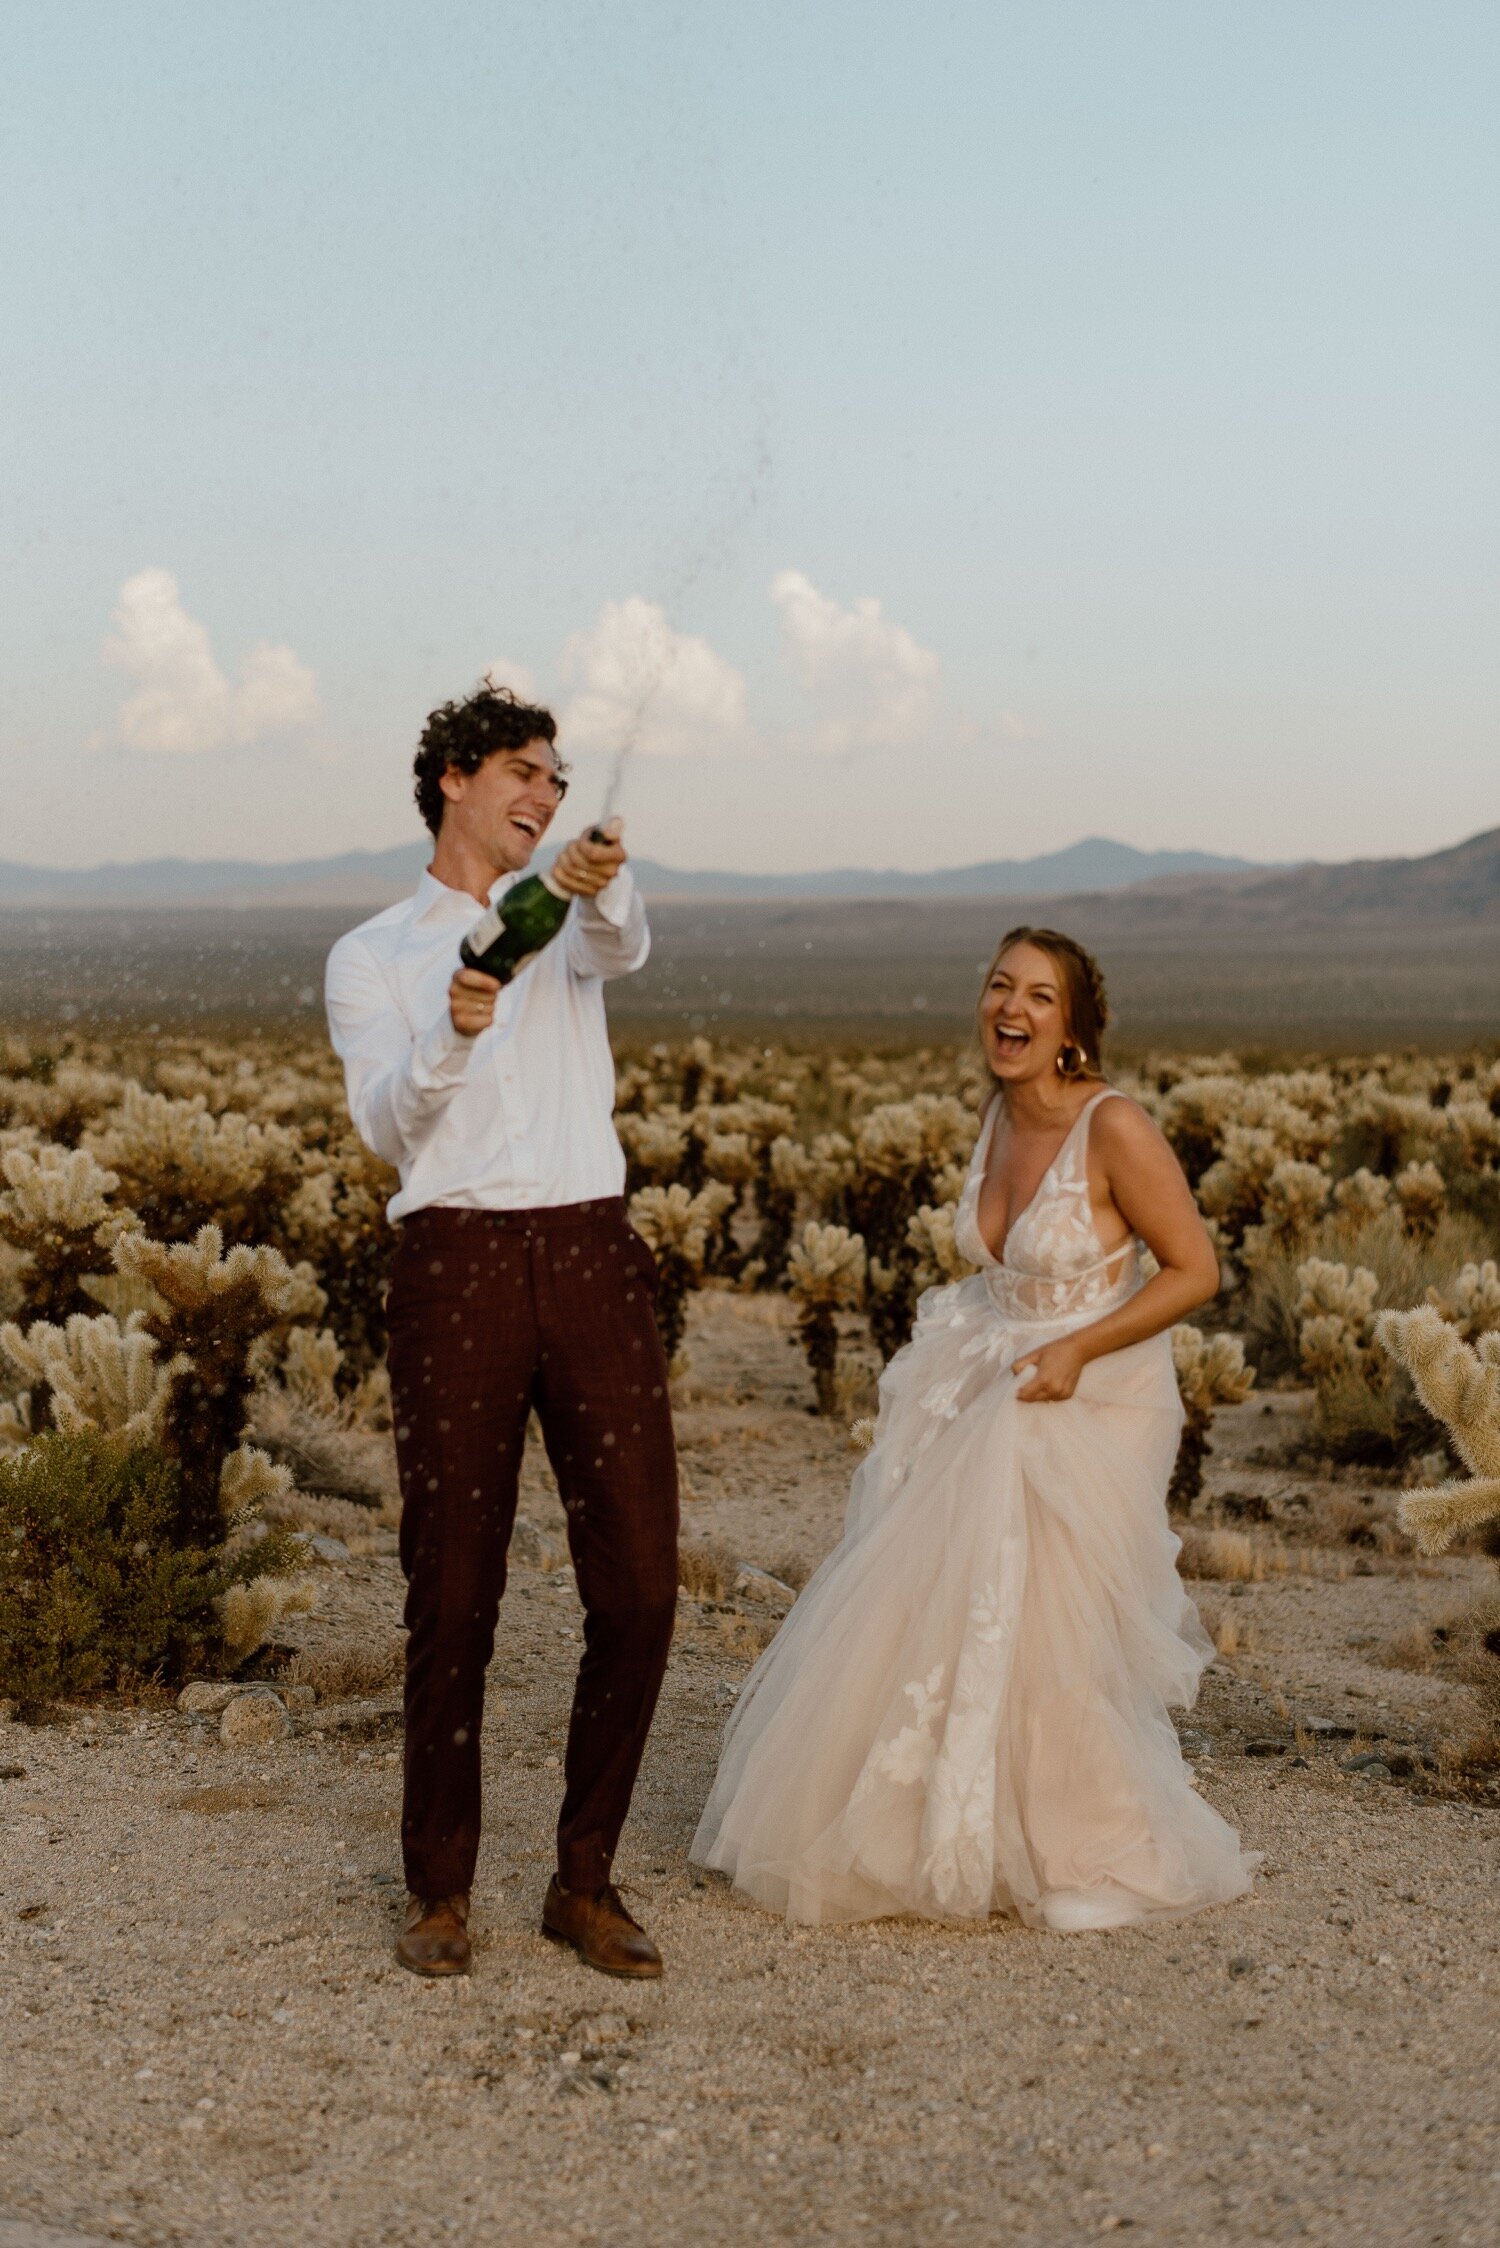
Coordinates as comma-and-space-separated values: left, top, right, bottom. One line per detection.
1057, 1044, 1086, 1079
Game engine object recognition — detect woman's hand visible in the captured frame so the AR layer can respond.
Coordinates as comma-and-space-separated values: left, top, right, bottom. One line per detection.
1013, 1336, 1089, 1402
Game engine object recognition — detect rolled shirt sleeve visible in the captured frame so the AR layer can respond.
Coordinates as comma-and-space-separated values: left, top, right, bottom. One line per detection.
565, 863, 650, 981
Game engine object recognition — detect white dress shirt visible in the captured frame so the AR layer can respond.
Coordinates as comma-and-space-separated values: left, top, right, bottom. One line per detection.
325, 862, 649, 1222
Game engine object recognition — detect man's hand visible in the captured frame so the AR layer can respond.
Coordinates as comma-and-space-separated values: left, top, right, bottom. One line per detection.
1013, 1335, 1090, 1402
550, 817, 628, 899
449, 965, 502, 1039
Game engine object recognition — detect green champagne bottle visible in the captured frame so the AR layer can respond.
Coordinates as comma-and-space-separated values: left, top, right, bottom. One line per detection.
459, 828, 610, 985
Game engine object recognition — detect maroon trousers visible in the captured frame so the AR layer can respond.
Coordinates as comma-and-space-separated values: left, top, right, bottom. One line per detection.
386, 1199, 679, 1899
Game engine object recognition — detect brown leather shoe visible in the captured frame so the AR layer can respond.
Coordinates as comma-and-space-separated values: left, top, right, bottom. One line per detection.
395, 1892, 471, 1977
542, 1877, 663, 1979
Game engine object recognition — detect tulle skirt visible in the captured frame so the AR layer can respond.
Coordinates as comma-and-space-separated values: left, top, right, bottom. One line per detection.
691, 1275, 1259, 1929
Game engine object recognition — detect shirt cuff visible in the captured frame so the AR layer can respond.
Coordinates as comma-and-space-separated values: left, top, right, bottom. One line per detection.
585, 862, 637, 929
410, 1005, 475, 1090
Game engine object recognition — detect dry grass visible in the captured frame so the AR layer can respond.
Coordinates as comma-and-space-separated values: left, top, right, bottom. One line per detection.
1380, 1586, 1500, 1711
1176, 1525, 1287, 1582
283, 1635, 404, 1703
677, 1538, 737, 1605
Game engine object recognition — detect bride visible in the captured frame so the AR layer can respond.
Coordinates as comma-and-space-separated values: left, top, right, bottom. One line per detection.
692, 927, 1258, 1930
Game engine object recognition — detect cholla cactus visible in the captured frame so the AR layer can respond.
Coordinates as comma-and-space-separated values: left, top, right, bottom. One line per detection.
0, 1309, 186, 1446
1428, 1260, 1500, 1342
219, 1441, 296, 1519
1375, 1306, 1500, 1554
0, 1062, 125, 1144
1393, 1160, 1446, 1240
629, 1181, 734, 1362
114, 1225, 312, 1546
87, 1084, 305, 1248
906, 1202, 976, 1293
278, 1326, 344, 1411
616, 1110, 689, 1192
1239, 1159, 1329, 1268
1158, 1074, 1245, 1183
1168, 1326, 1257, 1510
1332, 1167, 1392, 1222
786, 1222, 866, 1414
217, 1573, 316, 1663
755, 1134, 813, 1284
1196, 1127, 1283, 1247
0, 1144, 140, 1323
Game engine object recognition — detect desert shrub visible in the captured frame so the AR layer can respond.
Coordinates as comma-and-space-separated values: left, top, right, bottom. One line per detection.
0, 1431, 305, 1712
1242, 1209, 1497, 1378
284, 1633, 403, 1702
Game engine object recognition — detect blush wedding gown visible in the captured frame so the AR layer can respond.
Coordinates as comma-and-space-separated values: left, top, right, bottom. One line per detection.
691, 1089, 1258, 1929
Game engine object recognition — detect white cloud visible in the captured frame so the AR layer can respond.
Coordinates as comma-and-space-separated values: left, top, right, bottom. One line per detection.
101, 568, 319, 753
770, 568, 939, 753
559, 595, 748, 759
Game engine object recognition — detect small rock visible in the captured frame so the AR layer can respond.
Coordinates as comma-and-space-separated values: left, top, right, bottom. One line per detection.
1353, 1557, 1375, 1577
509, 1516, 570, 1572
1302, 1716, 1347, 1737
220, 1693, 290, 1748
1354, 1760, 1392, 1781
1339, 1751, 1389, 1774
1227, 1956, 1257, 1979
296, 1532, 352, 1563
177, 1681, 236, 1716
1286, 1755, 1310, 1769
733, 1563, 796, 1610
1244, 1739, 1287, 1758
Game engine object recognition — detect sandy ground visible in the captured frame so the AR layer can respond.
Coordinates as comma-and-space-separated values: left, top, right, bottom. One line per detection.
2, 1293, 1497, 2248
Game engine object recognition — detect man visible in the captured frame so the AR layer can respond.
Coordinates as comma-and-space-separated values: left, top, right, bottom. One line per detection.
325, 681, 678, 1981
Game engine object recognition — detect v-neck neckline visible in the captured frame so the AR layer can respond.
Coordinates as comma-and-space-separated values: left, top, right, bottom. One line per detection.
975, 1092, 1106, 1266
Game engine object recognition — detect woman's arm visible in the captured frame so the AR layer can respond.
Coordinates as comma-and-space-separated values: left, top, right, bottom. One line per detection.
1014, 1097, 1219, 1402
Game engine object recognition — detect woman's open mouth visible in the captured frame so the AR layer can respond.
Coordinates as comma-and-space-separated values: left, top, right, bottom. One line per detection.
992, 1027, 1030, 1059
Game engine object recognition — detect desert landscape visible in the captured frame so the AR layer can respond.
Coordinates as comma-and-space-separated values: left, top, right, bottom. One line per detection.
1, 1020, 1497, 2247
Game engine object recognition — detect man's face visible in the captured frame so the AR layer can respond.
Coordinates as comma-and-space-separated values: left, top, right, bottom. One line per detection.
439, 739, 567, 871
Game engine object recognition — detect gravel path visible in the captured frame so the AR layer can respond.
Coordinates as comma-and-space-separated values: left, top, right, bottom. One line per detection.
2, 1297, 1496, 2248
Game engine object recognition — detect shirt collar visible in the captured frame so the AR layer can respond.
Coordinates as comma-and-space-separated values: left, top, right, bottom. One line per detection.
411, 866, 520, 924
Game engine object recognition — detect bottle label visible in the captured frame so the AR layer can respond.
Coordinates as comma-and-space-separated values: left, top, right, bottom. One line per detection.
467, 905, 503, 956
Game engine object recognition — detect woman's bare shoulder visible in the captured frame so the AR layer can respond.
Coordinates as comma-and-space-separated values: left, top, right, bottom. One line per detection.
1090, 1090, 1171, 1159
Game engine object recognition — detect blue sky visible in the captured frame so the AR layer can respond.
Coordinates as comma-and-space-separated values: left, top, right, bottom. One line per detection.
2, 1, 1496, 871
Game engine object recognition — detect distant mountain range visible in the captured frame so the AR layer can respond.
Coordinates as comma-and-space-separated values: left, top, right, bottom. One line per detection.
1, 826, 1496, 925
0, 836, 1264, 910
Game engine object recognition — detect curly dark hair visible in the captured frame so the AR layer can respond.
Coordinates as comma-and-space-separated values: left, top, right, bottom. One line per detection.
412, 681, 567, 837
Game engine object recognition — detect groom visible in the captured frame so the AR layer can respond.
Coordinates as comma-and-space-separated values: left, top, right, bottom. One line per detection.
325, 681, 678, 1980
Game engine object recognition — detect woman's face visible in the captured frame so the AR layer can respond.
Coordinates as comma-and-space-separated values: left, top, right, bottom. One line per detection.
979, 942, 1071, 1085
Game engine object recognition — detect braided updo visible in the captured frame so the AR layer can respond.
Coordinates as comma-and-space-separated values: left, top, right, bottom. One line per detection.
981, 926, 1110, 1082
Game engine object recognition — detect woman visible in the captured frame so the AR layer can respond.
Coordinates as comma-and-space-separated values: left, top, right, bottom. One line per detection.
692, 928, 1258, 1930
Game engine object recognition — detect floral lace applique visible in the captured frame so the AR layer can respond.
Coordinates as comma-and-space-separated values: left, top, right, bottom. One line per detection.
856, 1663, 950, 1792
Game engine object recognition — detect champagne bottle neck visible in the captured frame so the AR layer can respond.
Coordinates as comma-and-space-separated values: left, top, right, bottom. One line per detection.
538, 867, 568, 901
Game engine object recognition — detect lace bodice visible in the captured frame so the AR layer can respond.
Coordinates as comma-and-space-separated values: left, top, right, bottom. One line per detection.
954, 1089, 1139, 1326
